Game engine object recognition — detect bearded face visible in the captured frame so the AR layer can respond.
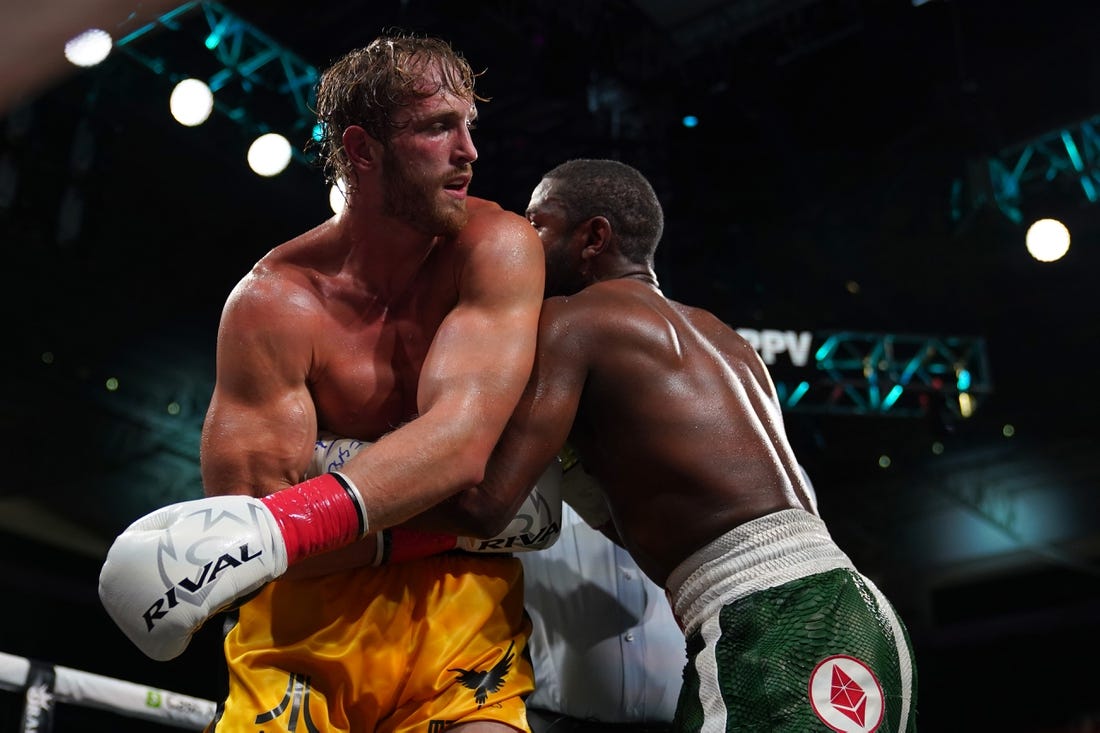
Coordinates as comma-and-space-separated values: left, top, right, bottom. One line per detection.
381, 143, 469, 237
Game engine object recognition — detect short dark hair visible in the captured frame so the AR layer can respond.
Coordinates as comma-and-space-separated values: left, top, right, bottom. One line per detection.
542, 159, 664, 264
313, 33, 484, 188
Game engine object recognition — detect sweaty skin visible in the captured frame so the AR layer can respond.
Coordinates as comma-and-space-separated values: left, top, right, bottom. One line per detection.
200, 65, 544, 573
422, 161, 917, 732
435, 178, 816, 587
189, 40, 546, 733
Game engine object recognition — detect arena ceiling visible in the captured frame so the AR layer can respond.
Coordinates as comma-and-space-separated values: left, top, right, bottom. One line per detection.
1, 1, 1097, 728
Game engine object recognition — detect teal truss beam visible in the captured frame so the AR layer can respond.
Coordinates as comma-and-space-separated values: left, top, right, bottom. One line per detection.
952, 114, 1100, 224
113, 1, 319, 164
769, 331, 991, 418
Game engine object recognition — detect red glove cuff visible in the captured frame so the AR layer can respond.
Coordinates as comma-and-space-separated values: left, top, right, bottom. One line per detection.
381, 527, 458, 565
261, 473, 365, 565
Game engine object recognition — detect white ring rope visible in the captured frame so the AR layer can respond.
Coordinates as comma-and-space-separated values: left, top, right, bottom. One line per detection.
0, 650, 214, 730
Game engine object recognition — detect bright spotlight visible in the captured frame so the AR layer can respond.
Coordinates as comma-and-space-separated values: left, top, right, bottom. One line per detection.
1025, 218, 1070, 262
65, 29, 113, 68
169, 78, 214, 127
329, 180, 348, 215
682, 115, 699, 128
958, 392, 975, 418
247, 133, 292, 177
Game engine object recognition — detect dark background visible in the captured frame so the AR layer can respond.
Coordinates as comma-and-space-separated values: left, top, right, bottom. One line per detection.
1, 0, 1098, 730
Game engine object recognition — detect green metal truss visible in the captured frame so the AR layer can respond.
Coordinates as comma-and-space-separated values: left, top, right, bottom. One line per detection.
772, 331, 991, 417
952, 114, 1100, 224
113, 1, 320, 165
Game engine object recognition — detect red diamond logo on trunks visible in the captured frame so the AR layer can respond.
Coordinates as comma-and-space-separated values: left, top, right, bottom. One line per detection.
829, 663, 868, 726
808, 655, 885, 733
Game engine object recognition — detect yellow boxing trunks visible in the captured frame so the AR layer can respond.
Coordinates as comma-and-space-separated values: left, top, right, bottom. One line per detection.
206, 553, 534, 733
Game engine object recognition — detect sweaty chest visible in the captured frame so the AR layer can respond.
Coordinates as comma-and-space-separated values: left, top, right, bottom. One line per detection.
310, 295, 451, 440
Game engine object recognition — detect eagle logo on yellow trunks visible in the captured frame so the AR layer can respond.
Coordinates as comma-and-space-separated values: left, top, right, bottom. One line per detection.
448, 641, 515, 707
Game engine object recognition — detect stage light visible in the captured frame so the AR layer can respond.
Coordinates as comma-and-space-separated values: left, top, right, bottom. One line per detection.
329, 180, 347, 215
955, 368, 971, 391
169, 79, 214, 127
247, 133, 292, 177
682, 115, 699, 128
1025, 217, 1070, 262
204, 14, 233, 50
65, 29, 113, 68
958, 392, 975, 418
881, 384, 904, 410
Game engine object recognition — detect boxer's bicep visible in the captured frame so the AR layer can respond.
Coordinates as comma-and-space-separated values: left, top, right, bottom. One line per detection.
200, 278, 318, 496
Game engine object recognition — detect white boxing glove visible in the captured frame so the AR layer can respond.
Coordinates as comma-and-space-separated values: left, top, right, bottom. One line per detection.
310, 432, 368, 476
456, 458, 562, 553
98, 495, 287, 661
99, 473, 367, 661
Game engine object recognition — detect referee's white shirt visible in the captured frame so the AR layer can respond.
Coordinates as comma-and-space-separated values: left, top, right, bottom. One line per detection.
520, 504, 686, 723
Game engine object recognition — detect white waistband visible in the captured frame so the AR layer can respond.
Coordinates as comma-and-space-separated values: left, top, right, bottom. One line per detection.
665, 509, 854, 636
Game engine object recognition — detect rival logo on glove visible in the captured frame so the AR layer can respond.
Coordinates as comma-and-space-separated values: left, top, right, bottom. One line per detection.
143, 542, 263, 631
465, 522, 560, 551
142, 504, 273, 633
100, 493, 290, 661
